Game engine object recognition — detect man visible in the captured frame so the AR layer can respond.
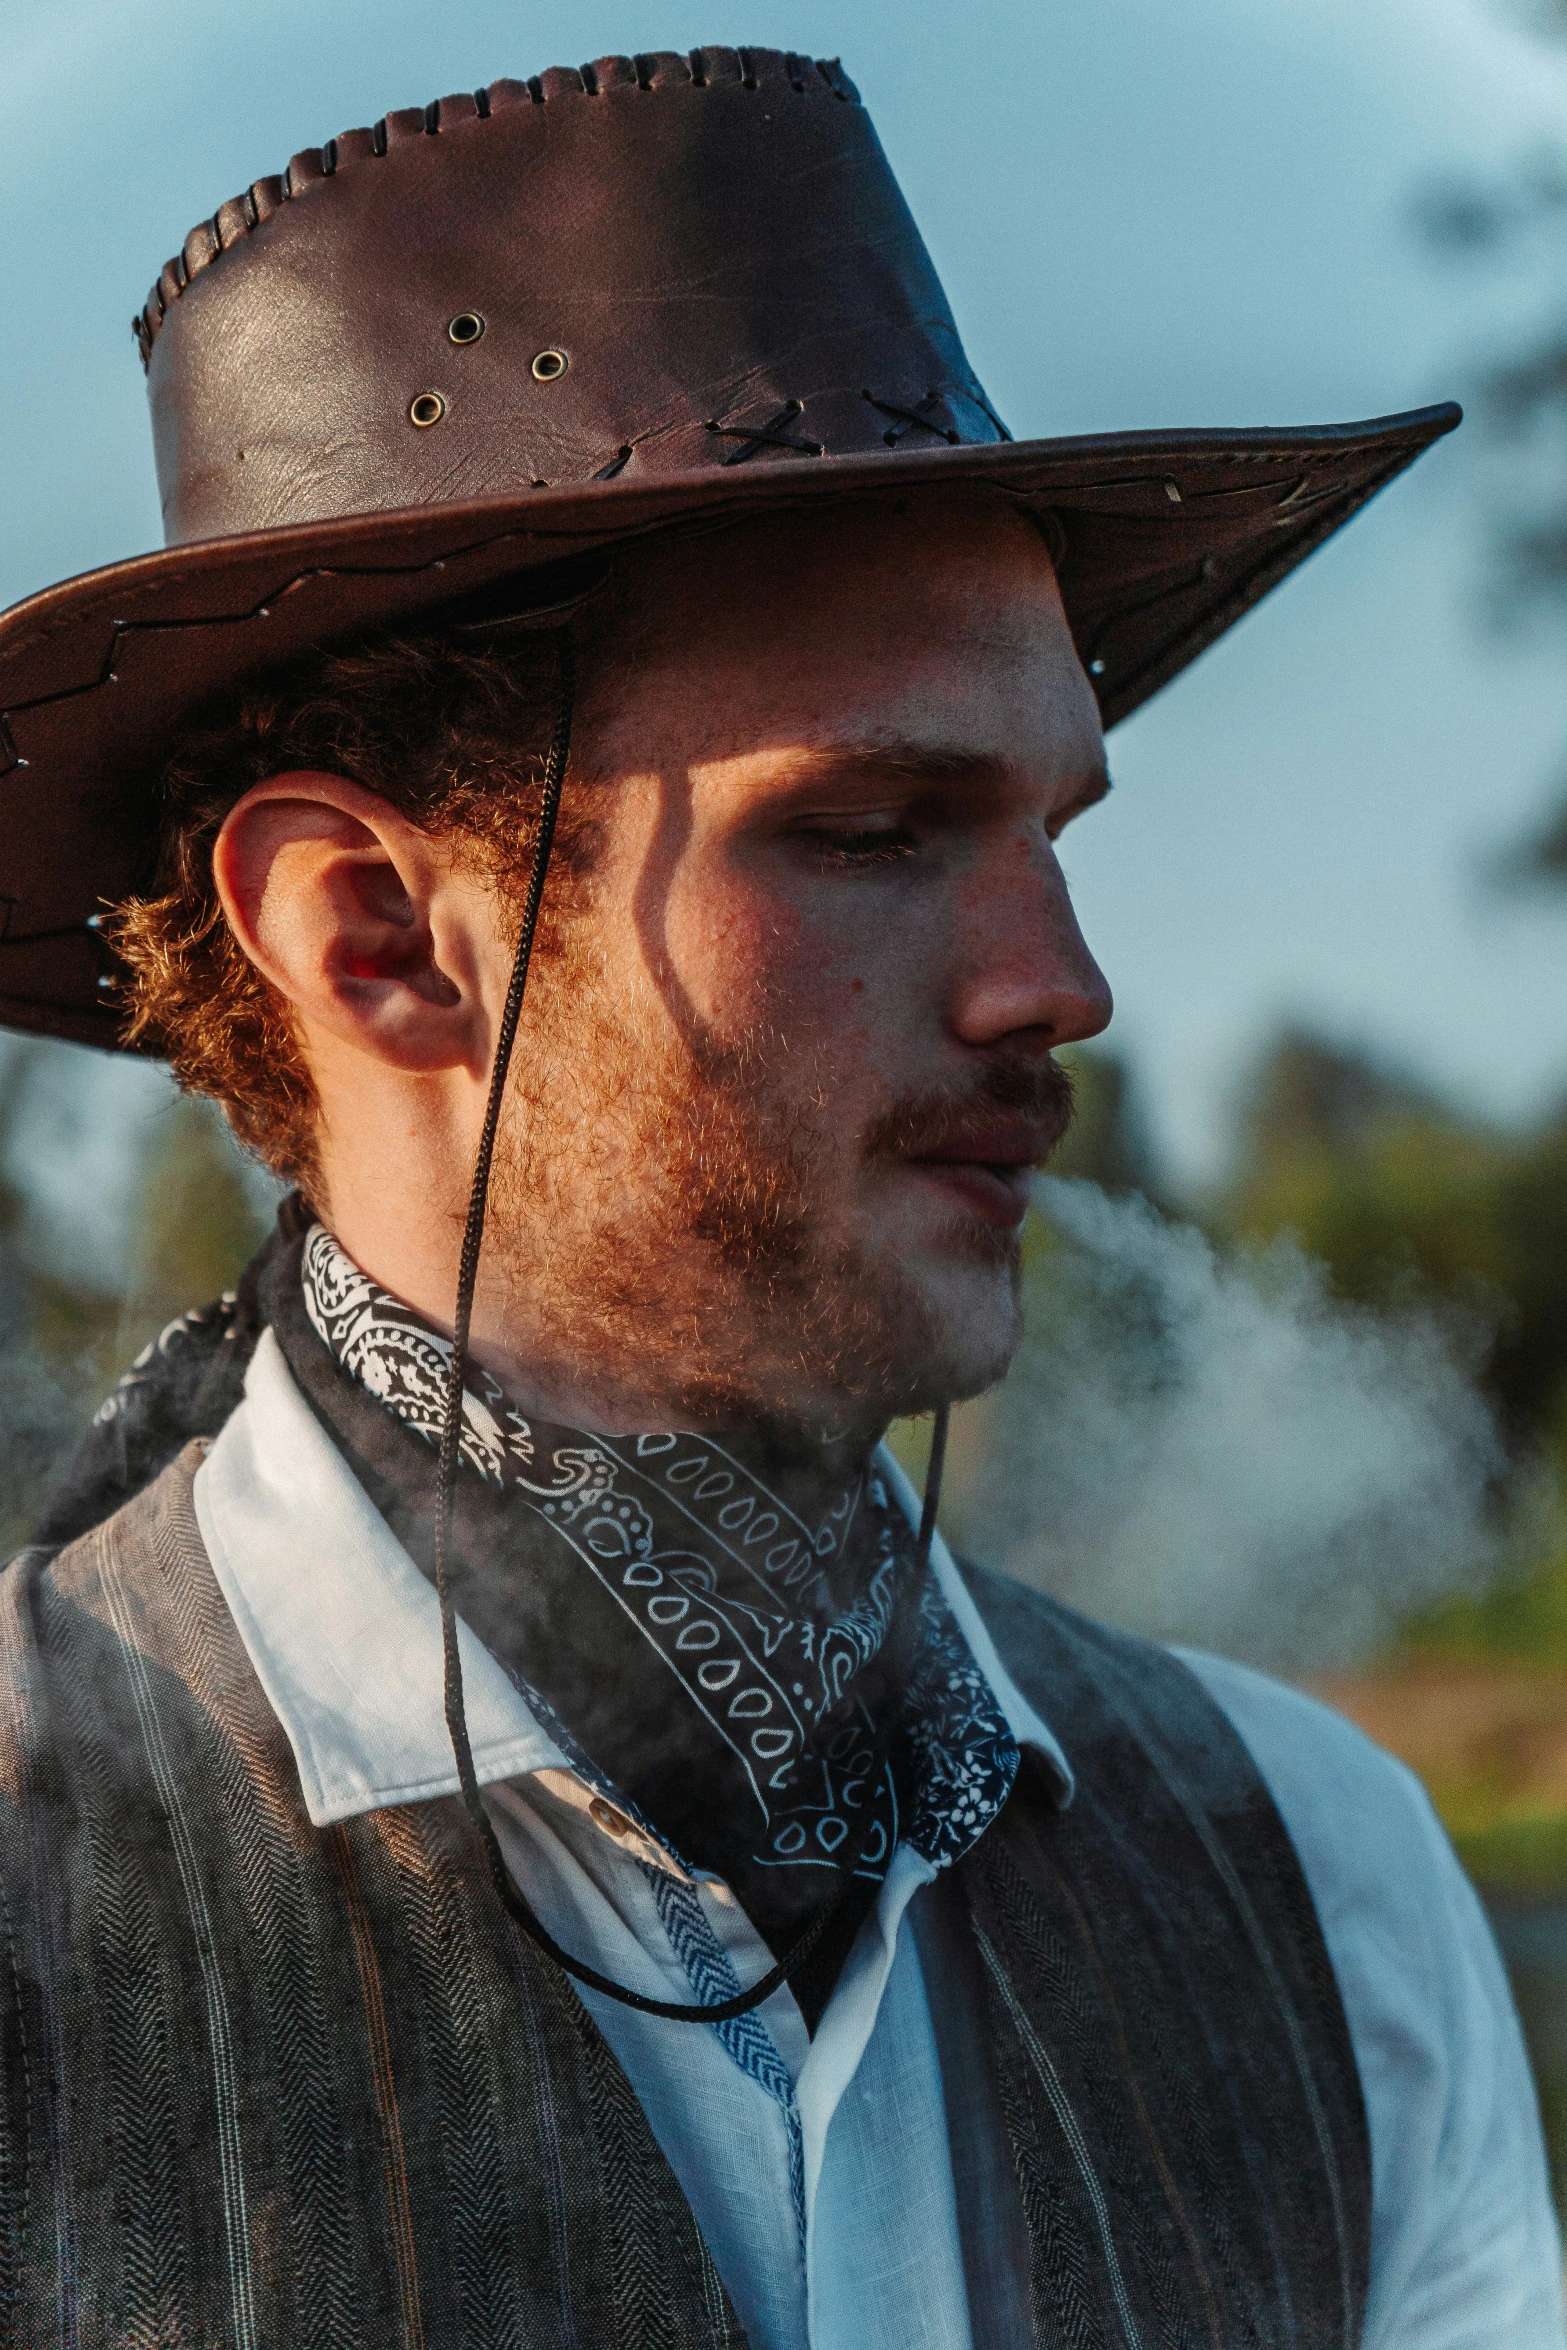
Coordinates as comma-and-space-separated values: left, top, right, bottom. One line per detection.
0, 44, 1556, 2350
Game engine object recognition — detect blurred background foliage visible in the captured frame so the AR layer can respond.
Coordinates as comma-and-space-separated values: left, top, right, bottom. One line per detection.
0, 1047, 272, 1556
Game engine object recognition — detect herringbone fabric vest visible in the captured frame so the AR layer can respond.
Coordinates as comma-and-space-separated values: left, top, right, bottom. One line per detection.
0, 1445, 1370, 2347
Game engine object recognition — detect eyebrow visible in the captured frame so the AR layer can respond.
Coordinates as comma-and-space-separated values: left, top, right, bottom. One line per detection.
770, 741, 1114, 814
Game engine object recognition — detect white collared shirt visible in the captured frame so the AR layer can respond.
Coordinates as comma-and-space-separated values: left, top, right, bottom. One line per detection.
195, 1329, 1564, 2349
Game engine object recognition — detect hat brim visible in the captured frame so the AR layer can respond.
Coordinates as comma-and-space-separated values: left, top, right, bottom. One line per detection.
0, 403, 1458, 1050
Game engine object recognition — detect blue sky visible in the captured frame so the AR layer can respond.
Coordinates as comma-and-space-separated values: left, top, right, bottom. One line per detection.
6, 0, 1567, 1211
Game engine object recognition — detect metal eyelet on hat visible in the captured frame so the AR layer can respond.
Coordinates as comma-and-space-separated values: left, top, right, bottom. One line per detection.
409, 391, 447, 427
531, 348, 569, 382
448, 312, 485, 345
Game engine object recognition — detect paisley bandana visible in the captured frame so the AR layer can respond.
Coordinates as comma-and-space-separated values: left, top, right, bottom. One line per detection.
299, 1223, 1020, 1910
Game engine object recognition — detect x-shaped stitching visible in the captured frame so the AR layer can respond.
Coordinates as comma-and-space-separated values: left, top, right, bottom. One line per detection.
706, 399, 824, 466
862, 389, 961, 447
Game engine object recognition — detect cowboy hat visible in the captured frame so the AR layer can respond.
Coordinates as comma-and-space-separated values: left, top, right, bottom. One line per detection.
0, 46, 1457, 1049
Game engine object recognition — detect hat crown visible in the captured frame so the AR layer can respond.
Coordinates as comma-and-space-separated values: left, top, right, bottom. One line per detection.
141, 50, 1010, 546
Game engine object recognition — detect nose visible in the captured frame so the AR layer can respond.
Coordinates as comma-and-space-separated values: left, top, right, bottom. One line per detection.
947, 830, 1113, 1050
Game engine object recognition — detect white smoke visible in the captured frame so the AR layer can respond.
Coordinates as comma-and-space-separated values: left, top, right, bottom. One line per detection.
954, 1178, 1506, 1670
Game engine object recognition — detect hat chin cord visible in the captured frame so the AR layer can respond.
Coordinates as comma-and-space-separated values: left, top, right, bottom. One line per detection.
433, 626, 950, 2022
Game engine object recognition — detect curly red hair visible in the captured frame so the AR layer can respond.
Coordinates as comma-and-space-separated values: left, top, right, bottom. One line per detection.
108, 620, 587, 1193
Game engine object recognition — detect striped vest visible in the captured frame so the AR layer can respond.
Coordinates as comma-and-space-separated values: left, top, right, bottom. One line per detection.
0, 1445, 1369, 2347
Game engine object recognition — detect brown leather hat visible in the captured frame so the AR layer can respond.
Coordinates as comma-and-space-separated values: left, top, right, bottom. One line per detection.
0, 45, 1457, 1051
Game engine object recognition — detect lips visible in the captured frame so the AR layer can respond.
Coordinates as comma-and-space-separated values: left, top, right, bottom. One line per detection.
903, 1119, 1060, 1229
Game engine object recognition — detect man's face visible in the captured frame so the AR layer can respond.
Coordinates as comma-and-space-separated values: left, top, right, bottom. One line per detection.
481, 486, 1113, 1438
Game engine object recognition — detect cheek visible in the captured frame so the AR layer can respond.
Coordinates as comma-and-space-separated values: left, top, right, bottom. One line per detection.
661, 872, 819, 1029
656, 865, 915, 1106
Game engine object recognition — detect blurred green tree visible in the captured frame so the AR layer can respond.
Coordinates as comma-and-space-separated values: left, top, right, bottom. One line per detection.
124, 1095, 270, 1339
0, 1047, 117, 1549
1415, 83, 1567, 881
1214, 1025, 1567, 1738
1048, 1044, 1165, 1200
1221, 1029, 1567, 1450
0, 1050, 270, 1549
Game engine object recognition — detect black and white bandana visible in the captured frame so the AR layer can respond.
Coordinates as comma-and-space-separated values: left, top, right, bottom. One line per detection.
300, 1222, 1020, 1905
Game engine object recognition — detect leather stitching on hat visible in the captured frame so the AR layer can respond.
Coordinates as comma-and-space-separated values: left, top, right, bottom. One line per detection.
862, 389, 964, 448
705, 400, 825, 465
131, 52, 862, 369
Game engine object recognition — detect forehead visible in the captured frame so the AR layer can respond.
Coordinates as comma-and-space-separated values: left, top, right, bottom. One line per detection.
577, 488, 1102, 774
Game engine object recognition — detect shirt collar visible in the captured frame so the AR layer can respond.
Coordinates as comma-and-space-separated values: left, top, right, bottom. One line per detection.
194, 1325, 1074, 1828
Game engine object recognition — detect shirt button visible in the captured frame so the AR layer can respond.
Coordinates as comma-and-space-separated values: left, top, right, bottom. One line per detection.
590, 1797, 631, 1838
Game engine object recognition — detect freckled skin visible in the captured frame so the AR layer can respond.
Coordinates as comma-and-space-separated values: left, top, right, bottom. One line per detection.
215, 487, 1113, 1435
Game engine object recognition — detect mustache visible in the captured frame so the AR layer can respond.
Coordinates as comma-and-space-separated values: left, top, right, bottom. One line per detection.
860, 1054, 1077, 1164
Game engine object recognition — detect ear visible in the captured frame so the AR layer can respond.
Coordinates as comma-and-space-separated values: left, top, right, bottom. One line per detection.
212, 772, 500, 1075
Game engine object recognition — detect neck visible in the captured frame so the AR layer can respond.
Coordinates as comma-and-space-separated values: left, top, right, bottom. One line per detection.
464, 1272, 900, 1459
469, 1339, 889, 1526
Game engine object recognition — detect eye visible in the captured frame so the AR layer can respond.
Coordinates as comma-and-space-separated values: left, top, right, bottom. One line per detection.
799, 822, 917, 869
